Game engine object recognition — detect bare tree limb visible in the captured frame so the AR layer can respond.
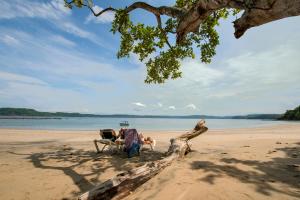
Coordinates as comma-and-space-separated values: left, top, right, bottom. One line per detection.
65, 1, 185, 18
89, 7, 117, 17
123, 2, 185, 18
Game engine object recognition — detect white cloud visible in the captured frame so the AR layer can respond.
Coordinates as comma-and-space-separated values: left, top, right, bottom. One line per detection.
85, 5, 115, 24
132, 102, 146, 107
186, 104, 197, 110
0, 8, 299, 115
0, 35, 20, 46
78, 80, 116, 93
168, 106, 176, 110
0, 71, 47, 86
59, 22, 91, 38
181, 59, 224, 87
0, 0, 105, 47
157, 102, 163, 107
0, 29, 115, 79
49, 35, 76, 47
0, 81, 89, 112
214, 41, 300, 100
0, 0, 70, 20
56, 20, 106, 48
226, 44, 300, 86
142, 36, 300, 115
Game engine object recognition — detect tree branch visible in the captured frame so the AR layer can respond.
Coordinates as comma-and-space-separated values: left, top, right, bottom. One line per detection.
233, 0, 300, 38
65, 1, 181, 49
155, 14, 173, 49
124, 2, 185, 18
176, 0, 300, 43
67, 1, 185, 19
87, 1, 178, 48
66, 0, 300, 42
90, 7, 117, 17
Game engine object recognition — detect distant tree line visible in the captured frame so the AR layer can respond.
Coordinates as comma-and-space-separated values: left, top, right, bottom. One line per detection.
0, 108, 86, 117
0, 107, 299, 120
279, 105, 300, 120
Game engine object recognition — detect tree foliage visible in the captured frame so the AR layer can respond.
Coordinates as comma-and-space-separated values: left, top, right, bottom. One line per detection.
280, 105, 300, 120
63, 0, 300, 84
63, 0, 242, 83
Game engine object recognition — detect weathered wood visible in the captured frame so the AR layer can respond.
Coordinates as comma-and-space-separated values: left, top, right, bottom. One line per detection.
78, 120, 208, 200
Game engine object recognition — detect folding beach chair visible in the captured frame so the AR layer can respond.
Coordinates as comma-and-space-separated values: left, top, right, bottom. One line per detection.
93, 129, 118, 153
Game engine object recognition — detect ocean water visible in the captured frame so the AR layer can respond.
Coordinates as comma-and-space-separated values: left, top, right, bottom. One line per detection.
0, 117, 295, 131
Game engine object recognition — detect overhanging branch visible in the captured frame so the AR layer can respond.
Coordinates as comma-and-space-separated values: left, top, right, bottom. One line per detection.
65, 1, 185, 18
90, 7, 117, 17
124, 2, 185, 18
176, 0, 300, 43
65, 0, 300, 42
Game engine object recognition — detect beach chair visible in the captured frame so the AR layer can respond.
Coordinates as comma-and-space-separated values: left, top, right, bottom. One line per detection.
141, 139, 156, 151
93, 129, 118, 153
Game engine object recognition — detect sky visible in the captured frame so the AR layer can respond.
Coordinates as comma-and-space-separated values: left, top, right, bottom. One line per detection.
0, 0, 299, 115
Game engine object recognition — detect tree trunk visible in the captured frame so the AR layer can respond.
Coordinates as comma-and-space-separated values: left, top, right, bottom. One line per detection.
78, 120, 208, 200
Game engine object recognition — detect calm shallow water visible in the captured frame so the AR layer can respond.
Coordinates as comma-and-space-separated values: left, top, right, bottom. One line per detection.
0, 117, 295, 131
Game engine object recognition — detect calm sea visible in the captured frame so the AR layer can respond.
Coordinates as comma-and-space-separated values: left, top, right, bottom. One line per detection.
0, 117, 295, 131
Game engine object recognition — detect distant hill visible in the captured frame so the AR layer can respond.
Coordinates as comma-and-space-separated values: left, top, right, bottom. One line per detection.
0, 107, 283, 120
0, 108, 99, 118
279, 105, 300, 120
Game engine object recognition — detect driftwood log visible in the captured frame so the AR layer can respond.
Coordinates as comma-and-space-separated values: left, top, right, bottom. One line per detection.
79, 120, 208, 200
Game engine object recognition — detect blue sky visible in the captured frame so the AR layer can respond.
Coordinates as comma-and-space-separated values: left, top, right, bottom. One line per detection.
0, 0, 299, 115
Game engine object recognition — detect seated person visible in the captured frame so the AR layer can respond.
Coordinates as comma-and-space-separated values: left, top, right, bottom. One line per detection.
123, 129, 142, 158
119, 129, 156, 157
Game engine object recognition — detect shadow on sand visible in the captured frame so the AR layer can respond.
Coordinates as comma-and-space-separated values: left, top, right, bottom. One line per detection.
8, 143, 165, 199
191, 142, 300, 198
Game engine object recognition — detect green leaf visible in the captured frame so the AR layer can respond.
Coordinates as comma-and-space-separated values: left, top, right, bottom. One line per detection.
68, 1, 233, 84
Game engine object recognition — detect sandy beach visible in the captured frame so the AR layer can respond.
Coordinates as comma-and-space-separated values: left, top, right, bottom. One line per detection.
0, 124, 299, 200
